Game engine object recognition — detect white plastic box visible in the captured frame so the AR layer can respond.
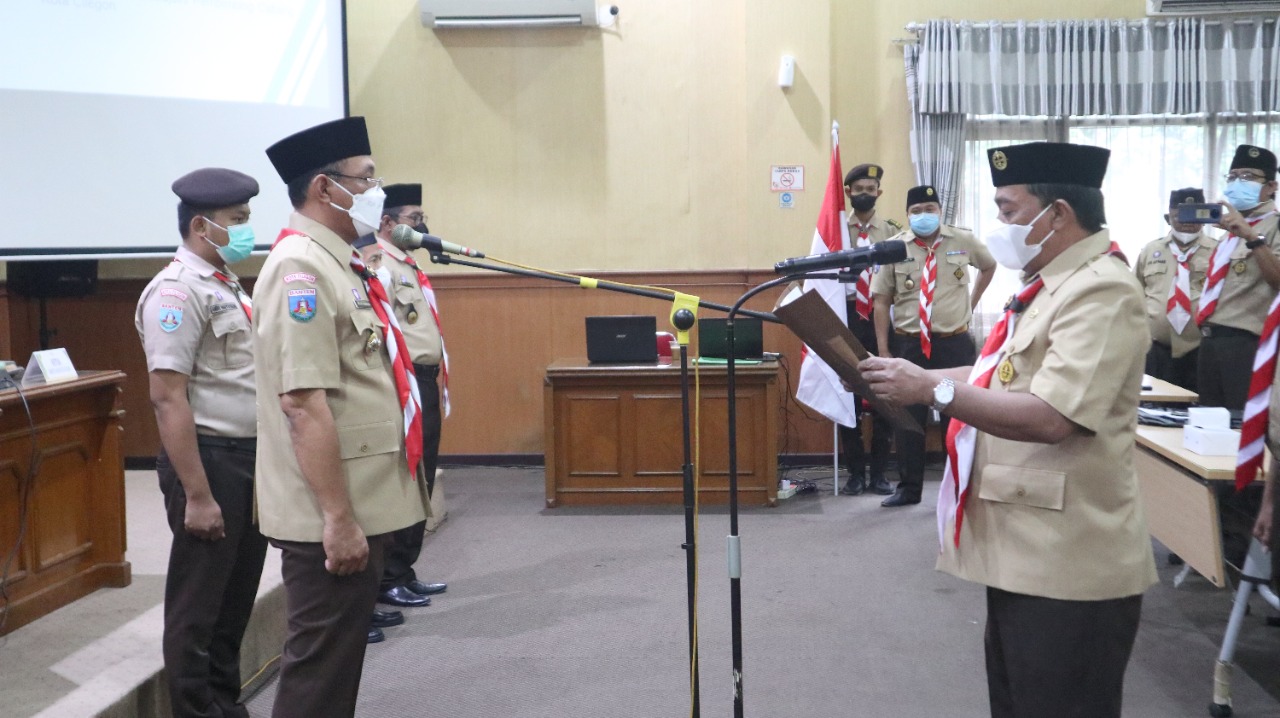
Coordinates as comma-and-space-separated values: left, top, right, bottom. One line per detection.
1183, 425, 1239, 457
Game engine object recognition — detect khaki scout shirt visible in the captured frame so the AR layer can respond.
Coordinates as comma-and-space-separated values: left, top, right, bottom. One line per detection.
1204, 201, 1280, 335
376, 238, 443, 366
134, 246, 255, 437
253, 213, 427, 542
1133, 231, 1216, 358
936, 231, 1159, 601
843, 213, 901, 298
870, 225, 995, 334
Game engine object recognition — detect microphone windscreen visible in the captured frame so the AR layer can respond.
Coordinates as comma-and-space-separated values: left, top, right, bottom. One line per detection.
875, 239, 908, 263
390, 224, 419, 250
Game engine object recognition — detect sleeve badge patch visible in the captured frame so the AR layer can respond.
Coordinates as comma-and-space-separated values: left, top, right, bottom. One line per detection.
284, 272, 317, 284
158, 304, 184, 332
159, 287, 188, 302
288, 288, 318, 322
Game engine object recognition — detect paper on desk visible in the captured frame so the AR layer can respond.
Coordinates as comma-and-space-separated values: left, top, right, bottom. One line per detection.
774, 287, 923, 434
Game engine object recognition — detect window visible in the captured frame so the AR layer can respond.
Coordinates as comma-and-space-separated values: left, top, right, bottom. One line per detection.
958, 113, 1280, 316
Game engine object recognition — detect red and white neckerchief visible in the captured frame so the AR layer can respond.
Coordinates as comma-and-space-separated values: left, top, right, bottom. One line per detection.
851, 221, 873, 320
173, 257, 252, 321
273, 228, 423, 476
915, 236, 942, 359
401, 252, 452, 418
350, 250, 423, 476
1164, 240, 1198, 334
1235, 289, 1280, 490
939, 241, 1127, 550
1198, 212, 1275, 326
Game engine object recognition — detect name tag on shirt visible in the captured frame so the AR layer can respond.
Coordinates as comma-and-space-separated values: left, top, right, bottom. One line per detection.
209, 302, 238, 316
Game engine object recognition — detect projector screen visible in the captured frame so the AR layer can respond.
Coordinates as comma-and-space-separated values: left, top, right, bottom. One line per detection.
0, 0, 349, 260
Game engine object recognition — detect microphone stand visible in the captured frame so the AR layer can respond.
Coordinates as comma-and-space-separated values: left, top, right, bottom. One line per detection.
722, 270, 849, 718
425, 250, 777, 718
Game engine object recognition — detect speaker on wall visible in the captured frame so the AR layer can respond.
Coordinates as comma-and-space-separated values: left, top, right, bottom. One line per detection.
6, 260, 98, 299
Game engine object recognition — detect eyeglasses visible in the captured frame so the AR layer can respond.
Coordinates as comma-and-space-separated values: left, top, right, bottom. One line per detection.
325, 172, 384, 188
1225, 171, 1267, 184
396, 212, 426, 224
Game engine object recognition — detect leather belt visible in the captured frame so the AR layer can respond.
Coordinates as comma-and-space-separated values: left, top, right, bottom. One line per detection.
1200, 324, 1258, 340
895, 325, 969, 339
196, 435, 257, 450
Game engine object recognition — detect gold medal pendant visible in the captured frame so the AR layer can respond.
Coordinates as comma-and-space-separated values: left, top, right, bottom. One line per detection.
364, 329, 383, 356
905, 278, 916, 290
954, 267, 965, 280
1234, 261, 1248, 275
407, 308, 419, 325
997, 358, 1015, 385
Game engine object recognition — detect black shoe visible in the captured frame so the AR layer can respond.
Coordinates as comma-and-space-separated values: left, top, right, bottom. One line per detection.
881, 487, 921, 507
379, 585, 431, 608
406, 580, 447, 596
841, 475, 866, 496
371, 609, 404, 628
367, 626, 385, 644
868, 476, 894, 495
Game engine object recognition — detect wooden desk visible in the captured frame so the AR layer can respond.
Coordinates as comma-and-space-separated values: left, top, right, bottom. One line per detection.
1141, 374, 1198, 403
0, 371, 131, 635
544, 358, 779, 508
1134, 426, 1235, 587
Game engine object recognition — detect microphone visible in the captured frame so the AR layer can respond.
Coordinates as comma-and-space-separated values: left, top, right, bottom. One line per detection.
390, 224, 486, 259
773, 239, 907, 274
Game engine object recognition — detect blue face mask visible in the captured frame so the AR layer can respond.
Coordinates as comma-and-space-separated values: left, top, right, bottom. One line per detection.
909, 212, 941, 237
1224, 179, 1264, 212
203, 218, 256, 264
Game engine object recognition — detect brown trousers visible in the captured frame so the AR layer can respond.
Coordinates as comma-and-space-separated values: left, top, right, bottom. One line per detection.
985, 587, 1142, 718
269, 533, 389, 718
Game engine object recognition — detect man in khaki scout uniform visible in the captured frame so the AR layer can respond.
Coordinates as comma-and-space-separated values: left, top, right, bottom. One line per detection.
862, 142, 1158, 718
135, 167, 268, 718
1196, 144, 1280, 410
871, 184, 995, 507
838, 163, 897, 496
257, 117, 428, 718
1133, 187, 1217, 393
371, 183, 450, 609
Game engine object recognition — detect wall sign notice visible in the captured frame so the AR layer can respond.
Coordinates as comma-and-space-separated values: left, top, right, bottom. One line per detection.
770, 165, 804, 192
779, 192, 795, 209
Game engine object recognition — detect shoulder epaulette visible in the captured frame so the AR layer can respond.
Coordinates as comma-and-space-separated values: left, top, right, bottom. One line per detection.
886, 218, 902, 230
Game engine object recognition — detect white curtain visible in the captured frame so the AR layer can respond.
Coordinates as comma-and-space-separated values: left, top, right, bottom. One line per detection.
904, 43, 968, 223
914, 18, 1280, 117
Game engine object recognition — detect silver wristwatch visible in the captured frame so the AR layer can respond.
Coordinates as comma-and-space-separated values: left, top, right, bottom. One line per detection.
931, 378, 956, 413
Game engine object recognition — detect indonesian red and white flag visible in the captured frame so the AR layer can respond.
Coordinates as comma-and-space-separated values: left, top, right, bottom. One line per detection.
790, 122, 859, 428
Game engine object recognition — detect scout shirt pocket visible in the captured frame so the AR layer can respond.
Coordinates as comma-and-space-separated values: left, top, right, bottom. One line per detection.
207, 311, 252, 369
393, 283, 419, 310
1140, 260, 1169, 283
893, 262, 918, 295
977, 463, 1066, 511
337, 421, 401, 460
945, 254, 970, 285
349, 308, 387, 371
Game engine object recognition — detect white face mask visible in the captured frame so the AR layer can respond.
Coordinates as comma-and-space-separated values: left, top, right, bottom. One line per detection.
1171, 229, 1199, 243
329, 180, 386, 236
984, 203, 1055, 270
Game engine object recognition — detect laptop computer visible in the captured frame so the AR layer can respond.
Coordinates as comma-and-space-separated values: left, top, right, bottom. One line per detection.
585, 315, 658, 364
698, 317, 764, 361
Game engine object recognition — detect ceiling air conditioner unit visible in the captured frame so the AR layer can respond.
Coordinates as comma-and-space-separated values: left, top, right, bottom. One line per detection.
421, 0, 601, 28
1147, 0, 1280, 14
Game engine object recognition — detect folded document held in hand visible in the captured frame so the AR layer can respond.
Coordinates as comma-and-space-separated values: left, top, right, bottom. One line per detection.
774, 289, 923, 435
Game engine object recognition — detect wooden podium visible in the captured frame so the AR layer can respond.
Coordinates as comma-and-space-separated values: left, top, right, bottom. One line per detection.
544, 358, 779, 508
0, 371, 131, 635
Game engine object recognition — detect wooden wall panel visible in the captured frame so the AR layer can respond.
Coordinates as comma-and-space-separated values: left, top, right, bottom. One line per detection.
3, 270, 839, 459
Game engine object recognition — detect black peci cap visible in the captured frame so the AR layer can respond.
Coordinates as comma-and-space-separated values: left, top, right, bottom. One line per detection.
905, 184, 939, 210
987, 142, 1109, 188
383, 183, 422, 208
1169, 187, 1205, 207
844, 164, 884, 186
265, 117, 373, 183
1230, 144, 1277, 182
